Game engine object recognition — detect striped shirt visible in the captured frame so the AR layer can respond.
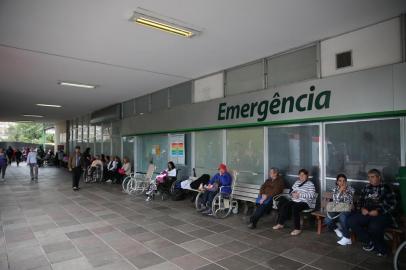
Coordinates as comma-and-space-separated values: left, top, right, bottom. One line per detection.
291, 180, 316, 207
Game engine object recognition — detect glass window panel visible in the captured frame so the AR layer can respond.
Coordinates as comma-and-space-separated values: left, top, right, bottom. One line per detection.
227, 127, 264, 185
82, 122, 88, 143
325, 119, 401, 184
111, 121, 121, 157
195, 130, 223, 177
268, 45, 317, 87
226, 61, 264, 96
169, 82, 192, 107
137, 134, 168, 173
95, 125, 102, 156
102, 123, 112, 156
268, 125, 320, 189
122, 136, 135, 168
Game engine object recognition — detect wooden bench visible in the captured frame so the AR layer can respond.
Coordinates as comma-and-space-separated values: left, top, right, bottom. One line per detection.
311, 192, 404, 253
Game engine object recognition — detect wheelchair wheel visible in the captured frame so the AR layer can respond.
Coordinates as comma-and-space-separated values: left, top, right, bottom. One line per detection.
122, 176, 132, 192
394, 241, 406, 270
211, 193, 233, 219
195, 192, 205, 211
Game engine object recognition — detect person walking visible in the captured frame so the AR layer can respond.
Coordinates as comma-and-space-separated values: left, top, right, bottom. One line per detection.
0, 148, 8, 180
68, 146, 83, 191
26, 148, 39, 182
6, 146, 13, 166
15, 149, 22, 167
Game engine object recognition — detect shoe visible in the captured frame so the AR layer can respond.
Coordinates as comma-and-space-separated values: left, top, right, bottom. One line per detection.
337, 237, 352, 246
272, 224, 284, 230
290, 230, 302, 236
362, 242, 374, 252
73, 187, 78, 191
247, 223, 256, 229
334, 229, 343, 238
201, 209, 212, 215
106, 179, 112, 183
145, 196, 152, 202
376, 252, 387, 257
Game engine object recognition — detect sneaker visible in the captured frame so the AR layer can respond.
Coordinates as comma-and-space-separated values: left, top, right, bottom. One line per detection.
145, 196, 152, 202
272, 224, 284, 230
362, 242, 374, 252
376, 252, 387, 257
247, 223, 256, 229
290, 230, 302, 236
73, 187, 78, 191
106, 179, 112, 183
334, 229, 343, 238
337, 237, 352, 246
201, 209, 212, 215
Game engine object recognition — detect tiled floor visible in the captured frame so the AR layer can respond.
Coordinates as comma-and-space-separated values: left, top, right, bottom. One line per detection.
0, 164, 395, 270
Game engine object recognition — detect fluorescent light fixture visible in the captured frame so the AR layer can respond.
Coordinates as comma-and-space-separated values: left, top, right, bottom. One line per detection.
36, 104, 62, 108
22, 114, 44, 118
58, 81, 97, 89
16, 120, 33, 123
130, 9, 200, 38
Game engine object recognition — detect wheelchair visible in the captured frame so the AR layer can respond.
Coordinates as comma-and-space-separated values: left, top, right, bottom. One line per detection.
123, 164, 155, 195
84, 165, 103, 183
195, 170, 238, 219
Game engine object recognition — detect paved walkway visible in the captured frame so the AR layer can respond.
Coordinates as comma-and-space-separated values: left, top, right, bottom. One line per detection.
0, 163, 394, 270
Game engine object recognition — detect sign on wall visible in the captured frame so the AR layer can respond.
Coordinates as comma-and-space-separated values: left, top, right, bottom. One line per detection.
169, 134, 185, 165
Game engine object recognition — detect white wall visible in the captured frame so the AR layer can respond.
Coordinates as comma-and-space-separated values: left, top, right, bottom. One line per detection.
193, 72, 224, 103
321, 17, 402, 77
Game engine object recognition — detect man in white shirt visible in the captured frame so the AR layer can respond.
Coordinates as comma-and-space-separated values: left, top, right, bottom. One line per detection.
26, 148, 38, 182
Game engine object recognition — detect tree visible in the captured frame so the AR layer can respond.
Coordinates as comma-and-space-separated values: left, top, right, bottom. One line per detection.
6, 123, 44, 143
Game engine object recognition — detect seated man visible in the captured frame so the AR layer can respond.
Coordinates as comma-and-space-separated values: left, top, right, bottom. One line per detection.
200, 163, 232, 216
348, 169, 397, 256
248, 167, 284, 229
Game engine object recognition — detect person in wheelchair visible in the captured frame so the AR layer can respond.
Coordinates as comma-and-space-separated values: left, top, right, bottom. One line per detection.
146, 161, 177, 201
247, 167, 284, 229
200, 163, 232, 216
87, 155, 103, 182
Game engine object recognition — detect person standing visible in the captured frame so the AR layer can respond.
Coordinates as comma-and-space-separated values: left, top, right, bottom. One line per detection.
15, 149, 22, 167
56, 149, 64, 167
68, 146, 83, 190
0, 148, 8, 180
26, 148, 39, 182
6, 146, 13, 166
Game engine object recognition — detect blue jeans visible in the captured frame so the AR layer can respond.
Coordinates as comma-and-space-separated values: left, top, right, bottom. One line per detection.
324, 212, 351, 238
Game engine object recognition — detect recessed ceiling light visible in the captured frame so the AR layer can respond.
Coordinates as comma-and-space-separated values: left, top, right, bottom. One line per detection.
58, 81, 97, 89
22, 114, 44, 118
36, 104, 62, 108
130, 9, 200, 38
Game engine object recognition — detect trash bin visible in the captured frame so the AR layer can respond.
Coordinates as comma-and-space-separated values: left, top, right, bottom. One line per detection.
399, 167, 406, 214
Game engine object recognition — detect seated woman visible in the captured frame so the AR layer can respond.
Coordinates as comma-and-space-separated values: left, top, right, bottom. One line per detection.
273, 168, 315, 236
117, 157, 132, 183
87, 155, 103, 181
248, 167, 284, 229
200, 163, 232, 216
325, 173, 354, 246
348, 169, 396, 256
146, 161, 177, 201
113, 156, 122, 184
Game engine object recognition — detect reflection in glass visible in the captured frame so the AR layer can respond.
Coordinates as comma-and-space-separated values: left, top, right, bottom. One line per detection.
325, 119, 400, 183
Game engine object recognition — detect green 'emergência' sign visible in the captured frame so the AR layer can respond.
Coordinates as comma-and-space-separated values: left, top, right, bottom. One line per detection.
218, 86, 331, 122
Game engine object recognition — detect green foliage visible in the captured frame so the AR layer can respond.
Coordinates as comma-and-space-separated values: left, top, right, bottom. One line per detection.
6, 123, 54, 144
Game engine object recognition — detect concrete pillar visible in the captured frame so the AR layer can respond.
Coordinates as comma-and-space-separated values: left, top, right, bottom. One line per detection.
54, 121, 67, 153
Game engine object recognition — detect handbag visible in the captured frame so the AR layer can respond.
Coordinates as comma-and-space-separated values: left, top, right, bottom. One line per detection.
326, 202, 351, 219
118, 168, 126, 175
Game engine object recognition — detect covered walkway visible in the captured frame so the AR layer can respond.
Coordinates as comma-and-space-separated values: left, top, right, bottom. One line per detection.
0, 165, 393, 270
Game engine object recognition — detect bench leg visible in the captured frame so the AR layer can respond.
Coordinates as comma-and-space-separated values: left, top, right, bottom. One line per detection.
316, 217, 322, 235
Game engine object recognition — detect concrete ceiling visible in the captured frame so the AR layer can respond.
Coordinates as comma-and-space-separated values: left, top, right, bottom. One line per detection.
0, 0, 405, 122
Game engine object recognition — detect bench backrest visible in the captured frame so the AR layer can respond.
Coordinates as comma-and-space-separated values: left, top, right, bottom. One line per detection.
233, 182, 260, 202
